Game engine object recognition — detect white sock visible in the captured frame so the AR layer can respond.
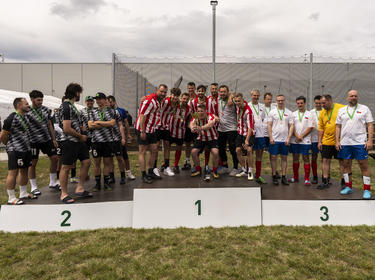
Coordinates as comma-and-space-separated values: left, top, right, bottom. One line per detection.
248, 167, 253, 173
56, 179, 60, 185
242, 166, 246, 172
19, 185, 28, 198
49, 173, 57, 186
364, 176, 371, 185
30, 179, 38, 192
7, 189, 16, 202
186, 158, 190, 164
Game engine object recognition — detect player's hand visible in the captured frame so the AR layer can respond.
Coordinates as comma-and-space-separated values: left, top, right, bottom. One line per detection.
318, 142, 322, 150
140, 132, 146, 140
270, 138, 275, 145
80, 134, 88, 142
285, 139, 290, 146
121, 138, 126, 146
53, 140, 58, 149
335, 142, 341, 151
365, 140, 373, 151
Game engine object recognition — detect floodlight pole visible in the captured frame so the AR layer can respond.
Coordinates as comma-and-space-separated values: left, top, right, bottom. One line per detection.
112, 52, 116, 97
211, 1, 218, 83
309, 52, 313, 109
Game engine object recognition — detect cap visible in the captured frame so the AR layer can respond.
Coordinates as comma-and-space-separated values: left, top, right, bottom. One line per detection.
85, 96, 94, 101
94, 92, 107, 99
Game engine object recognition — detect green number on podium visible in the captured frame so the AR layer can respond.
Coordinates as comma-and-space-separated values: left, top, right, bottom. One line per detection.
195, 200, 201, 216
320, 206, 329, 222
61, 210, 71, 227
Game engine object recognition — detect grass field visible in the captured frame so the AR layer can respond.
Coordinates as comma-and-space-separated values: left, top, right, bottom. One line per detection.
1, 152, 375, 279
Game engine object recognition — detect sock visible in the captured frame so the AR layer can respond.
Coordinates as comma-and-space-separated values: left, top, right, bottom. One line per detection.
104, 175, 111, 184
142, 171, 147, 177
293, 163, 299, 180
7, 189, 16, 202
121, 171, 125, 179
363, 176, 371, 191
204, 150, 210, 166
56, 170, 60, 179
196, 166, 201, 172
30, 178, 38, 191
223, 163, 229, 168
219, 159, 223, 166
282, 175, 286, 180
174, 150, 182, 167
154, 160, 157, 169
49, 173, 57, 187
110, 172, 115, 180
304, 164, 310, 181
148, 168, 153, 174
186, 158, 190, 164
248, 167, 253, 174
242, 166, 246, 172
343, 173, 352, 189
255, 161, 262, 178
165, 159, 170, 167
213, 166, 218, 173
95, 175, 101, 185
341, 178, 345, 185
19, 185, 28, 198
71, 168, 76, 178
323, 177, 328, 184
311, 160, 318, 177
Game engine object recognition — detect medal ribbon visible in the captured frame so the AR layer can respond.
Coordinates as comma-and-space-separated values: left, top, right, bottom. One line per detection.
220, 99, 227, 112
98, 108, 107, 121
15, 111, 28, 131
277, 108, 285, 121
346, 104, 358, 120
326, 104, 335, 122
298, 111, 305, 122
251, 103, 259, 115
67, 100, 80, 116
31, 106, 44, 122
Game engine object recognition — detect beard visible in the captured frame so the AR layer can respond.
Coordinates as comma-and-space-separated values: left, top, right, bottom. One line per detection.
76, 94, 80, 102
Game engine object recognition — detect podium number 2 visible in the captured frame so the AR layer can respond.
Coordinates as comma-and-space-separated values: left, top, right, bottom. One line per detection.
61, 210, 71, 227
195, 200, 201, 216
320, 206, 329, 222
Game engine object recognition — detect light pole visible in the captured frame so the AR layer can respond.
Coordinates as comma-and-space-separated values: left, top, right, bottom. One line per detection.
210, 0, 218, 83
0, 54, 4, 63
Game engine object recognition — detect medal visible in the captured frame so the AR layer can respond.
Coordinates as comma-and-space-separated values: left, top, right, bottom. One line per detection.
347, 104, 357, 123
221, 112, 224, 116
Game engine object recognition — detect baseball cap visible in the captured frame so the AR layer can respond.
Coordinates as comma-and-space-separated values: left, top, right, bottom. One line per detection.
94, 92, 107, 99
85, 96, 94, 101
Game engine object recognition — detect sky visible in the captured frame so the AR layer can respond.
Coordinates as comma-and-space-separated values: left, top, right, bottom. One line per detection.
1, 0, 375, 62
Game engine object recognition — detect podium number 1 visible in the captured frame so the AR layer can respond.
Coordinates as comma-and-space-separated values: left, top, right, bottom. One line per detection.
195, 200, 201, 216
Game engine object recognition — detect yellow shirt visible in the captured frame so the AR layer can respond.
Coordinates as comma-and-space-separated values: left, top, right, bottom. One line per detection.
318, 103, 345, 145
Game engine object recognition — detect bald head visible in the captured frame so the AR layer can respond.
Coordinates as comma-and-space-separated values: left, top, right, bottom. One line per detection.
347, 90, 359, 106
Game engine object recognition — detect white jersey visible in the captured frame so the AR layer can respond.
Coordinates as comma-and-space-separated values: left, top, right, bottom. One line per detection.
267, 107, 293, 142
249, 102, 266, 138
310, 108, 321, 143
263, 103, 277, 137
291, 110, 314, 144
336, 104, 374, 146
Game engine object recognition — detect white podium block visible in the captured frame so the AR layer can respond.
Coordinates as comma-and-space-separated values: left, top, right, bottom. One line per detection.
262, 200, 375, 226
0, 201, 133, 232
132, 188, 262, 228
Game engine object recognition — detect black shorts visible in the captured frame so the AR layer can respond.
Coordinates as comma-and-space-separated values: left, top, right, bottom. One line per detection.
56, 141, 62, 156
193, 140, 219, 153
8, 151, 32, 170
135, 130, 157, 145
170, 137, 184, 146
322, 145, 339, 159
86, 137, 92, 151
156, 129, 170, 142
184, 127, 197, 142
91, 142, 114, 158
235, 135, 255, 148
122, 145, 129, 160
112, 141, 123, 157
60, 141, 90, 166
30, 140, 57, 159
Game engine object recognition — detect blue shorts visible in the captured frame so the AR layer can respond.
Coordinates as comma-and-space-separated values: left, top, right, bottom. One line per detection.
264, 137, 270, 149
290, 143, 311, 156
338, 145, 368, 160
311, 142, 320, 154
269, 142, 289, 156
253, 137, 266, 150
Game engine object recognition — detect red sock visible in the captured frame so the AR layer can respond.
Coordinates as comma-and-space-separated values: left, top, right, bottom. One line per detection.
213, 166, 218, 173
174, 150, 182, 167
312, 160, 318, 177
204, 150, 210, 166
364, 184, 371, 191
219, 159, 223, 166
293, 163, 299, 180
196, 165, 201, 172
256, 161, 262, 178
304, 164, 310, 181
346, 181, 352, 189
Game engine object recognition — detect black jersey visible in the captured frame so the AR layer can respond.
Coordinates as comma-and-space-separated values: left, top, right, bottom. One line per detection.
3, 112, 31, 152
89, 107, 115, 143
60, 101, 82, 143
26, 105, 52, 143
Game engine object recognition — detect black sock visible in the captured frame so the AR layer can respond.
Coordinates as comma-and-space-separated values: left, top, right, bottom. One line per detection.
56, 170, 60, 179
328, 176, 331, 183
142, 171, 147, 177
154, 160, 157, 168
148, 168, 153, 174
71, 168, 76, 178
110, 172, 115, 180
104, 175, 111, 184
341, 178, 345, 185
165, 159, 169, 167
323, 177, 328, 184
121, 171, 125, 179
95, 175, 101, 185
282, 175, 286, 179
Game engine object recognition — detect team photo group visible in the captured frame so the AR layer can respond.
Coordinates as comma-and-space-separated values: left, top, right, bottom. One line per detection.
1, 81, 373, 205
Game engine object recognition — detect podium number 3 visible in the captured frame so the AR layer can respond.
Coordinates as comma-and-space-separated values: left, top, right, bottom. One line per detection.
195, 200, 201, 216
61, 210, 71, 227
320, 206, 329, 222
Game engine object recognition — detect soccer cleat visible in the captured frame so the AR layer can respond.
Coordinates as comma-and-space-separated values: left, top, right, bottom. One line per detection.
126, 170, 136, 180
288, 178, 298, 183
160, 165, 166, 172
218, 167, 230, 175
182, 162, 191, 170
255, 176, 267, 184
204, 173, 211, 182
172, 166, 180, 174
120, 177, 126, 185
275, 171, 281, 179
248, 172, 254, 181
31, 189, 42, 196
213, 172, 219, 179
229, 168, 240, 177
236, 171, 247, 178
340, 181, 346, 190
163, 167, 175, 177
340, 186, 353, 195
272, 176, 279, 186
109, 177, 115, 184
191, 169, 201, 177
104, 182, 113, 191
363, 190, 372, 199
317, 183, 329, 190
152, 168, 162, 180
70, 177, 78, 183
281, 177, 290, 185
311, 176, 318, 184
304, 180, 311, 186
142, 175, 153, 184
93, 182, 101, 192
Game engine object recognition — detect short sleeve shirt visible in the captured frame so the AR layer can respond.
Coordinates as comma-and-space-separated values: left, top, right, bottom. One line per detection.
336, 104, 373, 145
291, 110, 314, 144
319, 103, 345, 146
60, 101, 82, 143
3, 112, 31, 152
80, 107, 93, 139
309, 108, 321, 143
218, 98, 237, 132
89, 107, 116, 143
263, 104, 277, 137
249, 102, 266, 138
113, 110, 123, 142
26, 105, 52, 143
267, 107, 293, 142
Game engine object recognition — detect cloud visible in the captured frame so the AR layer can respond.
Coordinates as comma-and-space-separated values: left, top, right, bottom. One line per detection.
308, 12, 320, 21
50, 0, 108, 19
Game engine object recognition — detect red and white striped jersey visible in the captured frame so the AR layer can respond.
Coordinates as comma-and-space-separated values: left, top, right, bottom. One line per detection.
191, 113, 218, 141
135, 95, 161, 133
169, 104, 191, 139
236, 102, 254, 136
208, 96, 219, 116
157, 97, 173, 130
189, 96, 215, 114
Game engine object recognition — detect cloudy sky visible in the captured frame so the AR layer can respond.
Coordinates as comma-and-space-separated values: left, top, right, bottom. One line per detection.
1, 0, 375, 62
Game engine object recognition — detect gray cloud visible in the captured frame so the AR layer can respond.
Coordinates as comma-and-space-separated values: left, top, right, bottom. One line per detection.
309, 12, 320, 21
50, 0, 108, 19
